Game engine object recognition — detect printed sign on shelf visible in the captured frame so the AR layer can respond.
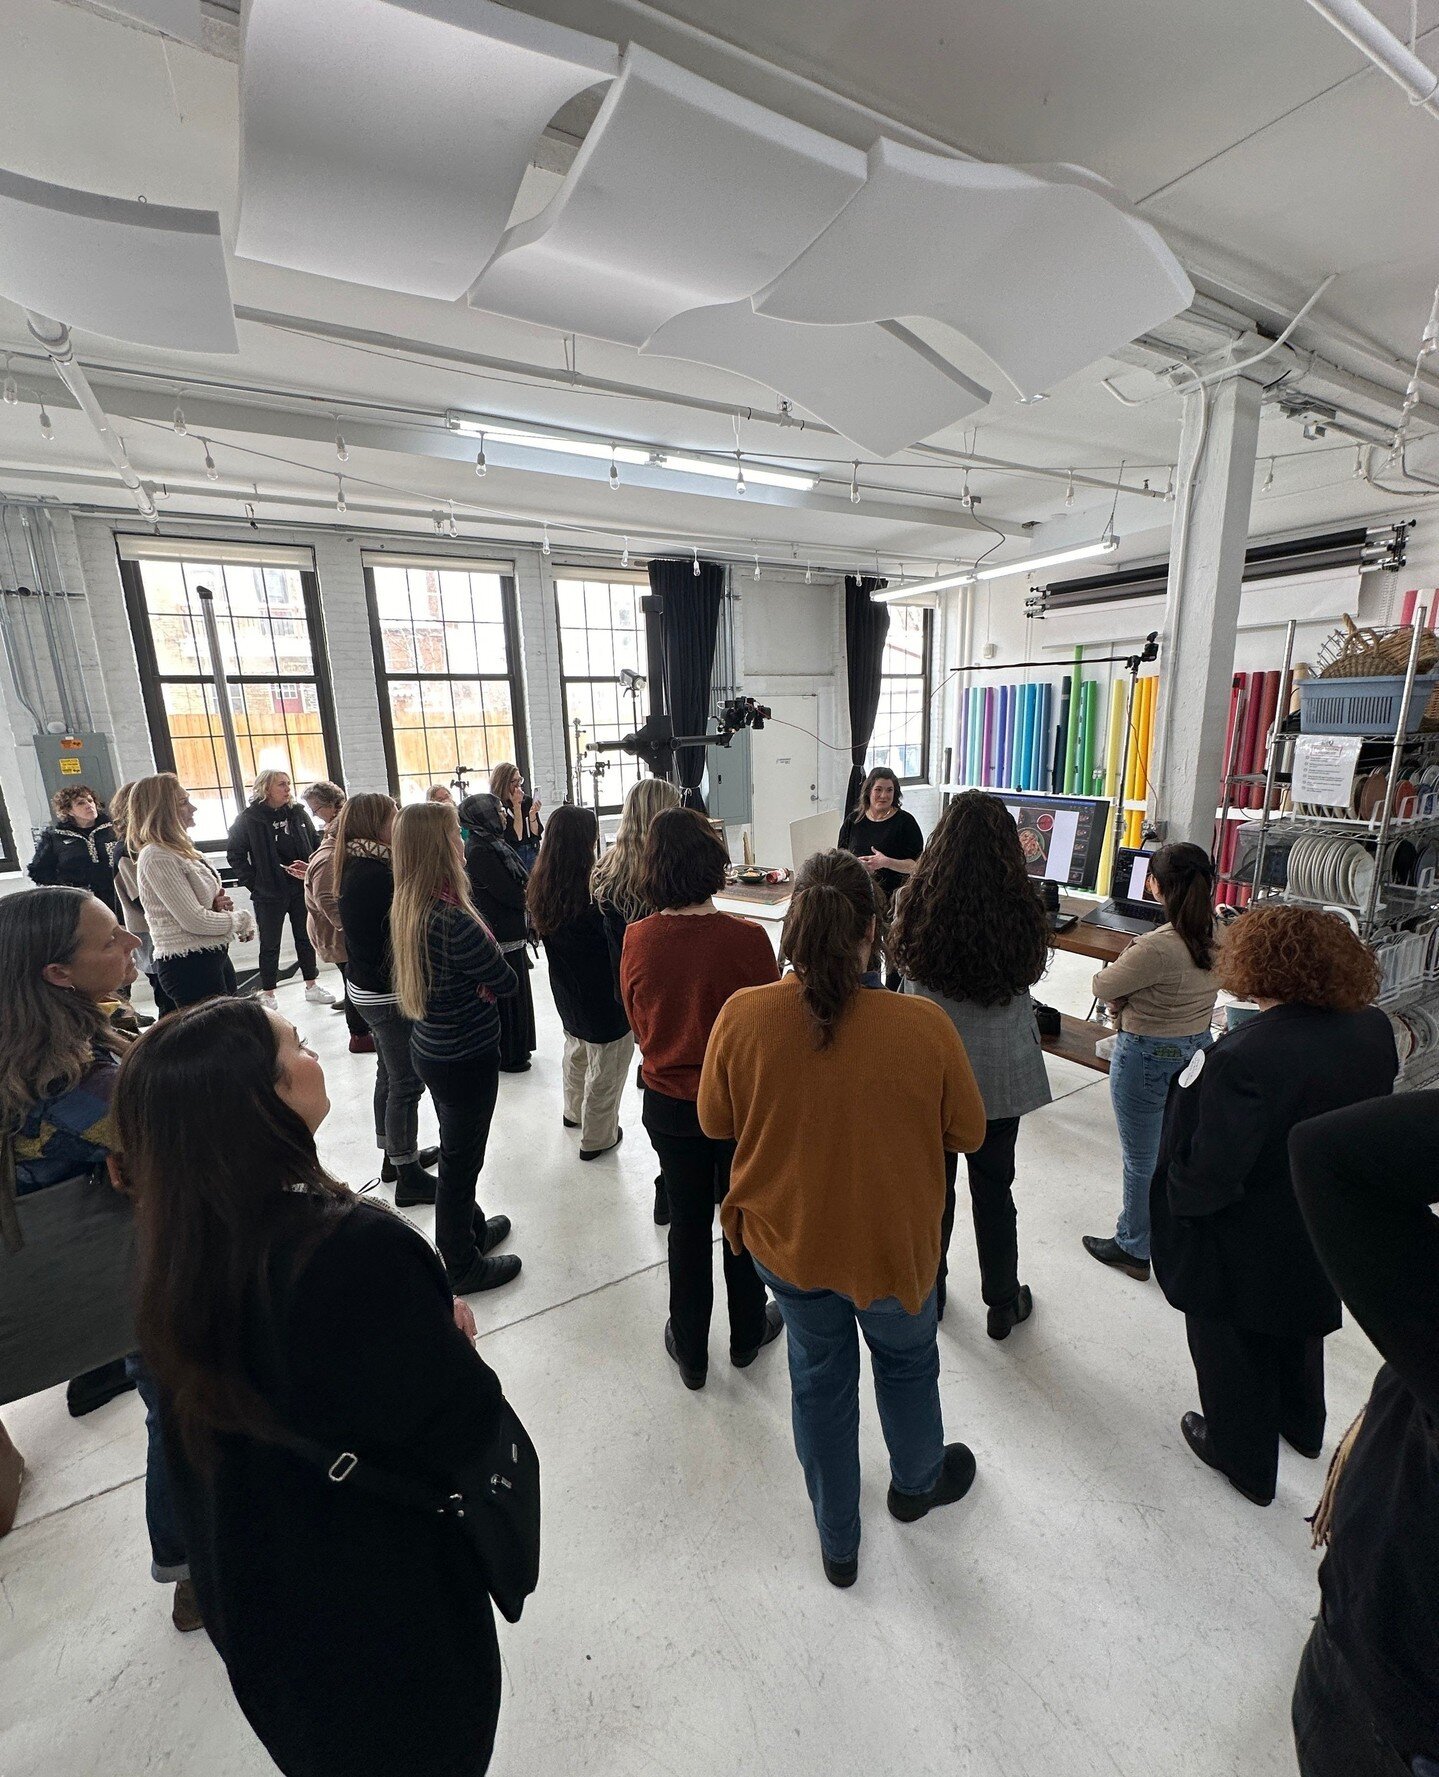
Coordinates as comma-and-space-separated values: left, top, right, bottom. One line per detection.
1290, 734, 1363, 809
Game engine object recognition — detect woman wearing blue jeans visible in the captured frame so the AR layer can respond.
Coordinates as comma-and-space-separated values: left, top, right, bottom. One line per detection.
1082, 843, 1221, 1283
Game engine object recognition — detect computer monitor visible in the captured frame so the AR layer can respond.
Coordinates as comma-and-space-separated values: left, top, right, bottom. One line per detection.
994, 792, 1111, 892
1112, 846, 1163, 916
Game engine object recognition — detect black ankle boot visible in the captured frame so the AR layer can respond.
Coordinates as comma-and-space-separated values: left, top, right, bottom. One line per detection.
393, 1161, 438, 1207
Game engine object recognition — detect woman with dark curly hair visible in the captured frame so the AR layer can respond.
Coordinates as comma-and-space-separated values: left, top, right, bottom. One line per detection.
1148, 906, 1397, 1508
892, 791, 1052, 1336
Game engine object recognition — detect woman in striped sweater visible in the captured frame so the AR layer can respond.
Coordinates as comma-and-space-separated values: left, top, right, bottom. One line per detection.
130, 775, 250, 1009
390, 802, 522, 1296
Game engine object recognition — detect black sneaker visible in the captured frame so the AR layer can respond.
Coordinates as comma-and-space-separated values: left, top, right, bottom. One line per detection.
580, 1127, 623, 1162
448, 1253, 522, 1294
822, 1551, 858, 1589
382, 1146, 440, 1183
731, 1301, 783, 1367
653, 1175, 670, 1226
986, 1284, 1033, 1341
887, 1443, 978, 1523
563, 1116, 579, 1129
1081, 1234, 1151, 1281
392, 1162, 437, 1207
664, 1319, 706, 1390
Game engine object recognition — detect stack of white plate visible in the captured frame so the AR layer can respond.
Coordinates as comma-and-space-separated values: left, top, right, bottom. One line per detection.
1285, 834, 1376, 906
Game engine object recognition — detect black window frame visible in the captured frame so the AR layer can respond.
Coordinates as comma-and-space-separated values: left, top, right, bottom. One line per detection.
362, 557, 529, 804
553, 569, 659, 816
0, 780, 18, 873
118, 541, 344, 850
868, 604, 934, 786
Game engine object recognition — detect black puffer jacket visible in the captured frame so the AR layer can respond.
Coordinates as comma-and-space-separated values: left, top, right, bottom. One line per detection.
28, 816, 119, 911
226, 801, 318, 900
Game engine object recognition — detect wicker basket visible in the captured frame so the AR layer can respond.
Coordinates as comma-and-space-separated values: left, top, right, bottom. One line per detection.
1317, 615, 1439, 680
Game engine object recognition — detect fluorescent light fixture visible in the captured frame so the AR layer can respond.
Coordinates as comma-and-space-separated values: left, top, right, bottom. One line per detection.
873, 535, 1119, 601
446, 413, 816, 490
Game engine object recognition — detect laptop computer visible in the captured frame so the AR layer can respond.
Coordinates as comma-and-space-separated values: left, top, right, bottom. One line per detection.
1081, 847, 1168, 935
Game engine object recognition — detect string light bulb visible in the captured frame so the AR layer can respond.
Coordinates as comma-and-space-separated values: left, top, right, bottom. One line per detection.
804, 561, 812, 584
692, 546, 700, 578
1064, 471, 1075, 509
172, 402, 187, 436
608, 444, 620, 491
39, 404, 53, 442
961, 470, 973, 510
335, 477, 348, 514
541, 522, 550, 557
335, 425, 349, 465
849, 461, 861, 505
735, 451, 747, 496
1262, 457, 1275, 492
474, 433, 487, 478
1, 357, 17, 406
620, 537, 630, 569
445, 500, 458, 538
202, 439, 218, 480
753, 554, 761, 580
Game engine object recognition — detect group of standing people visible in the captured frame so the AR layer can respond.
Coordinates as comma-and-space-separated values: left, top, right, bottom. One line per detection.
6, 754, 1432, 1777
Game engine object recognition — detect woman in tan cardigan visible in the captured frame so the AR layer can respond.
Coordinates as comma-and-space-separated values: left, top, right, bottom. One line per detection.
1082, 842, 1221, 1284
699, 850, 986, 1589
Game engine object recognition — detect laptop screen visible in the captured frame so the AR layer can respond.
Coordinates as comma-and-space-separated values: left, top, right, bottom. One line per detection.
1113, 848, 1161, 913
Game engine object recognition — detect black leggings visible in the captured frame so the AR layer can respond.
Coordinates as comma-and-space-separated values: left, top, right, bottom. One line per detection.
253, 881, 317, 989
411, 1049, 501, 1279
156, 947, 237, 1009
941, 1116, 1022, 1310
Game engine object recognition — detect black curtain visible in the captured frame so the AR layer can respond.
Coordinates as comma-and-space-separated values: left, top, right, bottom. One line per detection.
648, 557, 725, 809
844, 575, 890, 814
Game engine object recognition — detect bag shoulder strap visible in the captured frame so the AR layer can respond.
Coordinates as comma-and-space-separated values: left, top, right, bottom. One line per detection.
264, 1421, 464, 1518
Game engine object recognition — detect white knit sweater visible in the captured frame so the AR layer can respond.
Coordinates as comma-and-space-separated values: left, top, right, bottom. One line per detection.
135, 844, 235, 959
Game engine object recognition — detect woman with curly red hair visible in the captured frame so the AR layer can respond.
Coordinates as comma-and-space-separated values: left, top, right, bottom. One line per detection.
1149, 906, 1397, 1508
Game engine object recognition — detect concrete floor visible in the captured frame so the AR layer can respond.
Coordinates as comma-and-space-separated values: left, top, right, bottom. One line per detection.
0, 946, 1361, 1777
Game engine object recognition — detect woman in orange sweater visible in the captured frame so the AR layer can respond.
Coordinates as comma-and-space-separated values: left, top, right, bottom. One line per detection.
620, 808, 782, 1390
699, 849, 987, 1588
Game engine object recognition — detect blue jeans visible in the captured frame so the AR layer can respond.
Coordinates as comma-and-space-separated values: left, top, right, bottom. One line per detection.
1108, 1029, 1211, 1261
125, 1355, 189, 1583
755, 1263, 944, 1562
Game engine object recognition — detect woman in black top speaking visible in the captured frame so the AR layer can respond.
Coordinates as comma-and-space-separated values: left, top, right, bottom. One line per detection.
117, 996, 509, 1777
226, 769, 333, 1011
838, 766, 924, 987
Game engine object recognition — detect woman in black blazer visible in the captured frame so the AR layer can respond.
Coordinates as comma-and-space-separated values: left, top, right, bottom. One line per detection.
1150, 907, 1397, 1508
458, 793, 536, 1073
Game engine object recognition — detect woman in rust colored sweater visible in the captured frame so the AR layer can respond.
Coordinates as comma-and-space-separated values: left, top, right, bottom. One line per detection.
620, 808, 782, 1391
699, 850, 986, 1588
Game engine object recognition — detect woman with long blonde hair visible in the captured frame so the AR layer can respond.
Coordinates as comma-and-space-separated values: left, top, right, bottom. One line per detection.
389, 801, 521, 1295
594, 777, 682, 1224
131, 774, 244, 1009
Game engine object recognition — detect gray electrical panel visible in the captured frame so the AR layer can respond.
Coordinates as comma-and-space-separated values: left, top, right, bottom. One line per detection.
33, 731, 119, 807
705, 726, 752, 827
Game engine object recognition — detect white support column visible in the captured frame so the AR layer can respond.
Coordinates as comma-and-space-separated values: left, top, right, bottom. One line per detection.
1151, 368, 1264, 846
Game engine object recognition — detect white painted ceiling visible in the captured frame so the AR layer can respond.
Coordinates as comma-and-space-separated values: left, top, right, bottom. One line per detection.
1, 0, 1438, 583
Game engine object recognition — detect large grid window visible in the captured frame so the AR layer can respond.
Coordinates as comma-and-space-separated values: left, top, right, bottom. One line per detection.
867, 605, 933, 784
555, 574, 651, 813
119, 543, 340, 844
365, 557, 525, 805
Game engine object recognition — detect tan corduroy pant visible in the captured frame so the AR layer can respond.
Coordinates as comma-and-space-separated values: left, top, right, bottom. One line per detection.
562, 1030, 635, 1152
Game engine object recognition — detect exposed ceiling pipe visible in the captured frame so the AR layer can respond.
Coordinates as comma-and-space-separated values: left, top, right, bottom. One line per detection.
22, 312, 159, 519
1303, 0, 1439, 117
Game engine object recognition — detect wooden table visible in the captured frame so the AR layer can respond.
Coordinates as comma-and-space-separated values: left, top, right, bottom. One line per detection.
1038, 897, 1133, 1074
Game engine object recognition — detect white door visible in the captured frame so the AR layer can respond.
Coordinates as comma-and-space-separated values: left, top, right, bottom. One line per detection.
749, 694, 819, 868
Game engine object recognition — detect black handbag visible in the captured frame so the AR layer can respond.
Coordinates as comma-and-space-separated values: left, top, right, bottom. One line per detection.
270, 1394, 541, 1624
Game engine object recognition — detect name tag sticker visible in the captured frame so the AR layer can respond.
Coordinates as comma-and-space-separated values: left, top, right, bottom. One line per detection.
1178, 1049, 1206, 1089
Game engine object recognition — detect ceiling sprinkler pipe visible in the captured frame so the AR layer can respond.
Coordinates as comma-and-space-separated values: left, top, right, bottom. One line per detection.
24, 312, 159, 519
1304, 0, 1439, 115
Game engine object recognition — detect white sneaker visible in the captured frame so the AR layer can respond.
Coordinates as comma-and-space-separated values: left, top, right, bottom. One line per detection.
258, 990, 277, 1011
304, 982, 336, 1006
